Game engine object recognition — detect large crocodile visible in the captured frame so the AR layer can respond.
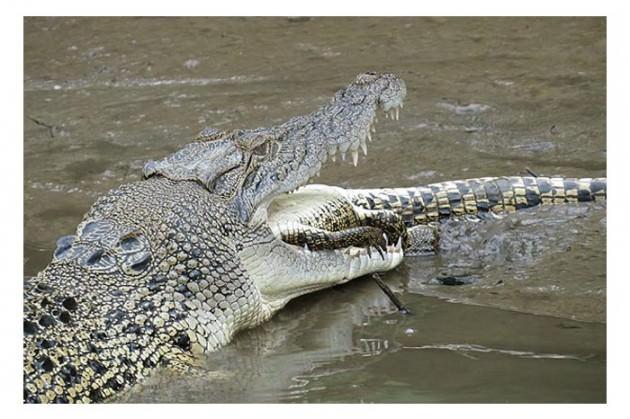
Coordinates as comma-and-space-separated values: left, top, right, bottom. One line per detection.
23, 73, 606, 403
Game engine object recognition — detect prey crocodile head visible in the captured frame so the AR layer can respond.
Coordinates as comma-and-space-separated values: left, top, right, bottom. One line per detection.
24, 72, 407, 403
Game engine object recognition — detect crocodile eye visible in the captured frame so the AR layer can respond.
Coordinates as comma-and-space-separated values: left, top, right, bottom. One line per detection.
252, 142, 269, 157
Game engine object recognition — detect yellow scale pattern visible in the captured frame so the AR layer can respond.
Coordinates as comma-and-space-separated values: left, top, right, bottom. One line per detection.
350, 176, 606, 227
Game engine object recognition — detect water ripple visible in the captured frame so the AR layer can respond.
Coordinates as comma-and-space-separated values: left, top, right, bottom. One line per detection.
24, 75, 268, 92
403, 343, 589, 361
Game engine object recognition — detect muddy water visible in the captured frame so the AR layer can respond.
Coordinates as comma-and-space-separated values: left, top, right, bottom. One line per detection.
24, 17, 606, 402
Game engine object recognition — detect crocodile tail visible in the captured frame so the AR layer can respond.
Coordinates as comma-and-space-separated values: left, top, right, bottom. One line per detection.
346, 176, 606, 227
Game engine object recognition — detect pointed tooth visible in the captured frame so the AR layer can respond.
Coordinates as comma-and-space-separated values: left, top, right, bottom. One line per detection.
339, 142, 351, 153
341, 152, 346, 161
396, 236, 402, 249
395, 107, 400, 120
328, 144, 337, 157
367, 131, 372, 142
374, 116, 378, 124
400, 102, 404, 109
385, 112, 390, 120
315, 171, 321, 177
303, 243, 310, 253
360, 138, 368, 155
352, 150, 359, 167
383, 233, 388, 247
331, 154, 336, 163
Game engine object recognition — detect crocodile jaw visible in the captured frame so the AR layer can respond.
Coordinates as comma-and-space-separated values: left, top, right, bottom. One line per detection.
241, 74, 407, 312
237, 72, 406, 224
240, 232, 404, 314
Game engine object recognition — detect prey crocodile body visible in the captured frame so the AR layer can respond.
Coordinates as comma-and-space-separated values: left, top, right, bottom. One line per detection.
23, 73, 606, 403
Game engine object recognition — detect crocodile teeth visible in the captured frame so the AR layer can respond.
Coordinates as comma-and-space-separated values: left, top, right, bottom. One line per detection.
340, 152, 346, 161
328, 144, 337, 162
394, 107, 400, 121
352, 150, 359, 167
367, 131, 372, 142
360, 138, 368, 155
339, 142, 351, 153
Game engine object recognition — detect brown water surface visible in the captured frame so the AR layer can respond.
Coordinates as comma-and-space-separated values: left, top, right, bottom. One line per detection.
24, 17, 606, 403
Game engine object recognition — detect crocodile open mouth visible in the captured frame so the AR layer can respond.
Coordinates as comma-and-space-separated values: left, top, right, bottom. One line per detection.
243, 98, 406, 309
267, 98, 406, 253
233, 72, 408, 308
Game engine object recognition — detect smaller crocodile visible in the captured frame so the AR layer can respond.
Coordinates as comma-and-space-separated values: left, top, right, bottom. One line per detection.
23, 72, 606, 403
268, 176, 606, 257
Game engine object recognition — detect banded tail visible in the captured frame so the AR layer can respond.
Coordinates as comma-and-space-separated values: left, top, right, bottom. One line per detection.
346, 176, 606, 227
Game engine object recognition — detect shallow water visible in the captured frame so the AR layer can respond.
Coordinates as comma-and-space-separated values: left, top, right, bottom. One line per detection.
24, 17, 606, 403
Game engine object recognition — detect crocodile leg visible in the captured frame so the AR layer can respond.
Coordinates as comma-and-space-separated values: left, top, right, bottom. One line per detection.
280, 224, 387, 252
406, 224, 440, 255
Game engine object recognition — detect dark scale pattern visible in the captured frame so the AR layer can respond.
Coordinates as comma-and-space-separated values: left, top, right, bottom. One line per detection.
24, 178, 263, 403
24, 72, 605, 404
349, 176, 606, 228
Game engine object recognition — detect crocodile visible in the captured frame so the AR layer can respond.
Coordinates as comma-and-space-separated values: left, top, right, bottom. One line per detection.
23, 72, 607, 403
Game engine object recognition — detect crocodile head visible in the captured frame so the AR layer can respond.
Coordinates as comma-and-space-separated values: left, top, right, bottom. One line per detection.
24, 73, 407, 403
234, 72, 408, 312
143, 72, 407, 310
233, 72, 406, 224
142, 72, 406, 223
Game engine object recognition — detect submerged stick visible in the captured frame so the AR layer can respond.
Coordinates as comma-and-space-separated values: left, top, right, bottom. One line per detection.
372, 273, 411, 315
27, 116, 57, 138
525, 167, 539, 178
